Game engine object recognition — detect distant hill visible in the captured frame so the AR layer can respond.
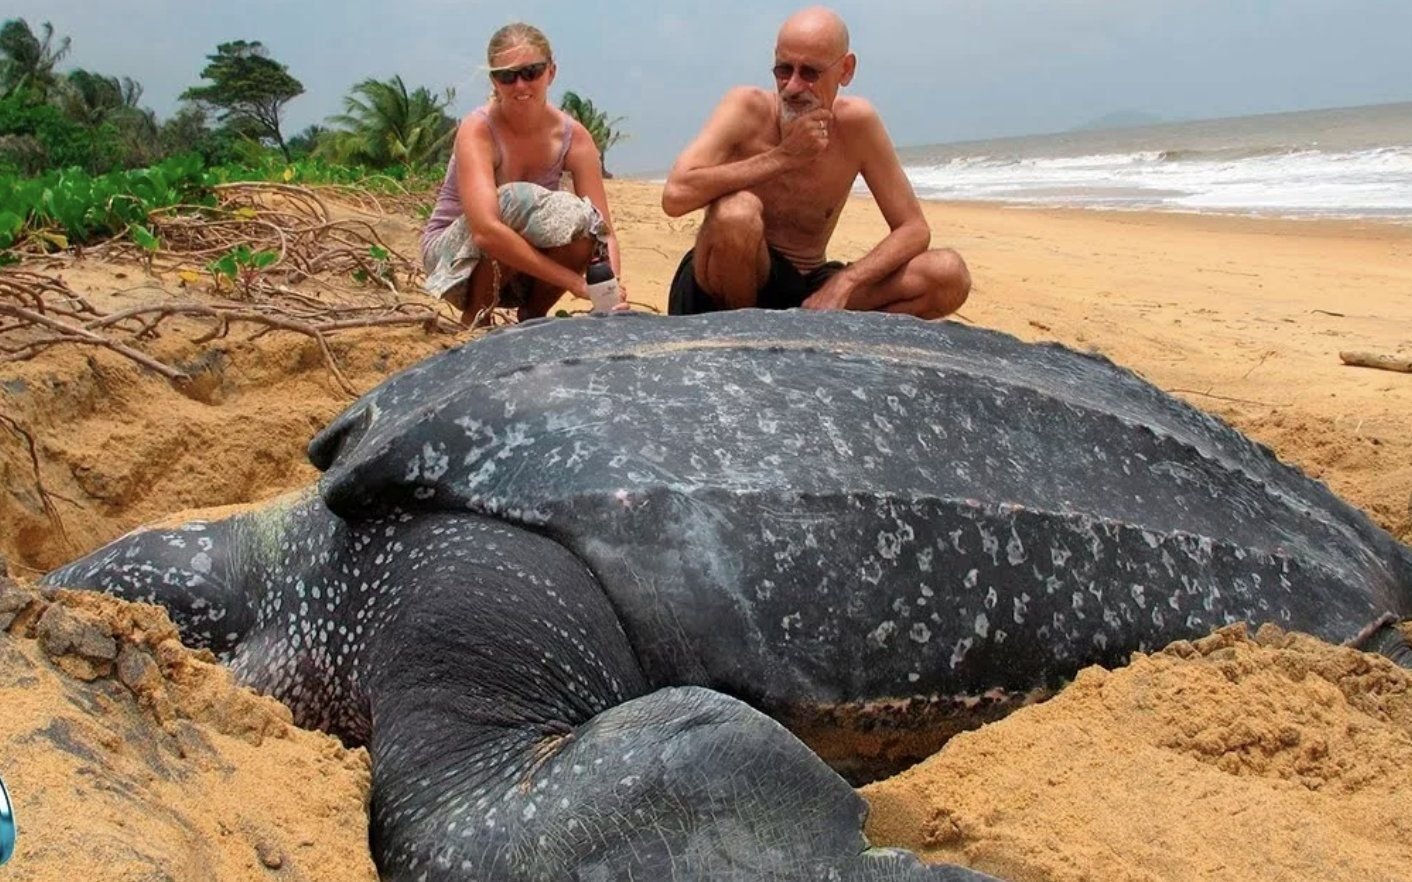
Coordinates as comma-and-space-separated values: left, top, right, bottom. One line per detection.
1072, 110, 1165, 132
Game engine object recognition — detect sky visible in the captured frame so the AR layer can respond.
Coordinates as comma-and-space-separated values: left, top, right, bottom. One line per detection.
7, 0, 1412, 174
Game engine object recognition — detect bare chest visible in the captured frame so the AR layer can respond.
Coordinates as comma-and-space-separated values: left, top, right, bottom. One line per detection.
737, 135, 859, 237
494, 127, 566, 184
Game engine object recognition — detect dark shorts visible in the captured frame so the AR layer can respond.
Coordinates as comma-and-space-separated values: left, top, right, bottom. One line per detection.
667, 246, 846, 315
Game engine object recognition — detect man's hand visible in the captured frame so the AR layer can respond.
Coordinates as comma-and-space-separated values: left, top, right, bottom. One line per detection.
802, 273, 854, 311
778, 108, 834, 164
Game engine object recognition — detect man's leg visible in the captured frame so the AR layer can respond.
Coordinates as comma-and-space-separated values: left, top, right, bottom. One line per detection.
692, 191, 772, 309
849, 248, 971, 320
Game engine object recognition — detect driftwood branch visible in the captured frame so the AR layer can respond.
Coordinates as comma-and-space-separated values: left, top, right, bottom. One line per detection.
0, 302, 190, 379
1, 181, 456, 396
3, 278, 461, 397
1339, 350, 1412, 374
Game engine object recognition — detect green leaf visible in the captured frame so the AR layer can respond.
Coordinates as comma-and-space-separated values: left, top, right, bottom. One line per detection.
208, 253, 238, 279
0, 211, 22, 249
250, 249, 278, 269
129, 224, 159, 251
369, 244, 389, 261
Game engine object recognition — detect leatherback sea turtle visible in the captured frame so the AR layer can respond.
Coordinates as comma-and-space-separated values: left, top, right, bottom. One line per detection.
45, 310, 1412, 881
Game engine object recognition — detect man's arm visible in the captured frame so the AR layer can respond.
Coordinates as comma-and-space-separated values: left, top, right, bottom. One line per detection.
661, 88, 828, 217
805, 101, 930, 309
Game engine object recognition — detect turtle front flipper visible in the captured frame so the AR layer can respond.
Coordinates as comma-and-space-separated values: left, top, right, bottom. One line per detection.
363, 516, 995, 881
38, 501, 274, 659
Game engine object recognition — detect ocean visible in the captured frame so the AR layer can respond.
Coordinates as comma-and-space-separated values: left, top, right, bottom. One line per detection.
893, 101, 1412, 221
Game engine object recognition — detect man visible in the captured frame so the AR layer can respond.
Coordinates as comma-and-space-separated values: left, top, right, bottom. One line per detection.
662, 6, 971, 319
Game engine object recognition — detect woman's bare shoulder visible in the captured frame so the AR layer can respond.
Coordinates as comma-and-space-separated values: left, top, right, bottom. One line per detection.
457, 106, 494, 134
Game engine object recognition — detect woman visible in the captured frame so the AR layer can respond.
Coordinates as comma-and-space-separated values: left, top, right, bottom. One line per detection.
421, 23, 625, 324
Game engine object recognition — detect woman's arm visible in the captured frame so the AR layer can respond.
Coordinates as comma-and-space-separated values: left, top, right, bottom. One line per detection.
454, 113, 588, 297
563, 118, 623, 283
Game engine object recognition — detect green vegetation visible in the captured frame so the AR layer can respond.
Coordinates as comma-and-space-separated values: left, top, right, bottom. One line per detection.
560, 91, 626, 176
0, 154, 209, 254
0, 19, 70, 101
320, 75, 456, 169
0, 154, 441, 262
0, 17, 632, 262
207, 242, 279, 297
181, 41, 304, 162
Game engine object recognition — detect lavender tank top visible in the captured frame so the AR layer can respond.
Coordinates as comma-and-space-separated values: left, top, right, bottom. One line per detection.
421, 108, 574, 253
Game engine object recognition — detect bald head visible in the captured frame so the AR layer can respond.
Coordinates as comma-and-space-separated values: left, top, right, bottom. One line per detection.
777, 6, 850, 57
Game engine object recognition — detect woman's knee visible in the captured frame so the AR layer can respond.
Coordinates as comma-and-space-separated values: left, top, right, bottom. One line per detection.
544, 234, 596, 269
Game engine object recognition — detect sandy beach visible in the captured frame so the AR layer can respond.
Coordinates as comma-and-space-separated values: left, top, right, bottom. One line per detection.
2, 180, 1410, 881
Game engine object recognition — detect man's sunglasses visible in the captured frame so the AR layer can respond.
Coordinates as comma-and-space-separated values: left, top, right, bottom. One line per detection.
490, 62, 550, 85
772, 54, 845, 84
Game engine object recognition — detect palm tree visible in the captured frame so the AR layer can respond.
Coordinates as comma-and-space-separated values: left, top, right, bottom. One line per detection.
323, 75, 456, 169
58, 70, 143, 127
559, 91, 626, 176
0, 19, 72, 101
54, 69, 158, 167
287, 123, 329, 158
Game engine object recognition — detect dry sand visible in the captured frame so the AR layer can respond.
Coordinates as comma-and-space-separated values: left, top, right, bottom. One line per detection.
0, 580, 376, 882
2, 180, 1410, 880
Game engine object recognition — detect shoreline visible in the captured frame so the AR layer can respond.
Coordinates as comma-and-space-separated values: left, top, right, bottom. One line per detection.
621, 177, 1412, 232
909, 196, 1412, 238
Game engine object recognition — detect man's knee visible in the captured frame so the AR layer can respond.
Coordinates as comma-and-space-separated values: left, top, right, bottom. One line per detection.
929, 248, 970, 292
701, 191, 766, 246
916, 248, 971, 318
694, 192, 768, 297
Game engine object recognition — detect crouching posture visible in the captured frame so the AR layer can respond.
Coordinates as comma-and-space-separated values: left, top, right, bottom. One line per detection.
422, 22, 626, 325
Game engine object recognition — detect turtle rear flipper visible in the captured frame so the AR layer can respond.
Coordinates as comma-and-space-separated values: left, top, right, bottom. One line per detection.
361, 519, 994, 881
1349, 613, 1412, 669
373, 682, 996, 882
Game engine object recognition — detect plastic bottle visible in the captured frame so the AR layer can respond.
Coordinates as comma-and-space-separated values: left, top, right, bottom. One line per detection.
0, 770, 15, 866
585, 262, 620, 315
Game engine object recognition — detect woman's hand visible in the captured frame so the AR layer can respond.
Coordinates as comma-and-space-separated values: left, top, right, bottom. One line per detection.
612, 280, 631, 311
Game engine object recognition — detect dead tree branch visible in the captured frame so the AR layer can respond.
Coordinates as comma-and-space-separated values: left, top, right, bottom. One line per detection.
1340, 350, 1412, 374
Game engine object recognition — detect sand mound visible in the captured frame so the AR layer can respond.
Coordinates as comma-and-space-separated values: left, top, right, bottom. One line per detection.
863, 623, 1412, 882
0, 292, 455, 576
0, 577, 375, 881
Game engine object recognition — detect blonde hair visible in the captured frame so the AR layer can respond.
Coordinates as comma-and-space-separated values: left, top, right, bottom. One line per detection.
487, 22, 553, 66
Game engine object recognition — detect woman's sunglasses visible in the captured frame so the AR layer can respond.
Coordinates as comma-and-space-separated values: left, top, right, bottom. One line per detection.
490, 62, 550, 85
772, 54, 845, 84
